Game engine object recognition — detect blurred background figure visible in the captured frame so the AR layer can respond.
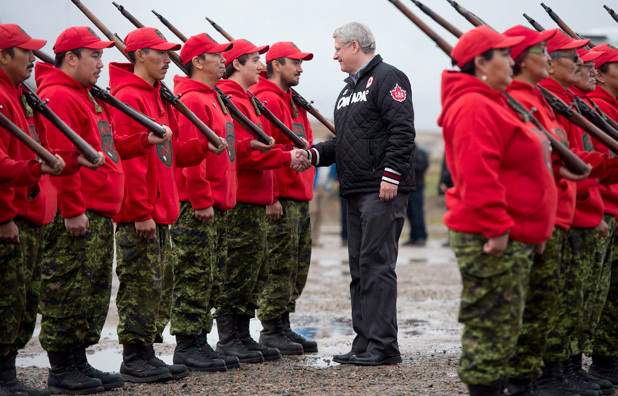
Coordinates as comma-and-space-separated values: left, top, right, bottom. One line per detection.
403, 146, 429, 246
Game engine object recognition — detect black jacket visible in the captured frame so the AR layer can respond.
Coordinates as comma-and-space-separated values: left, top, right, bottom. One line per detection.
309, 55, 416, 197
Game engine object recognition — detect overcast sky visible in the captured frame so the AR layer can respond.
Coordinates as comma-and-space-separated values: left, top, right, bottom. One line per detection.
2, 0, 616, 132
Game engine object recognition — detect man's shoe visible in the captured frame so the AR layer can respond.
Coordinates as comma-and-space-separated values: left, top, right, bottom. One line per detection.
506, 377, 541, 396
281, 312, 317, 353
259, 317, 303, 356
47, 351, 105, 394
0, 352, 48, 395
173, 335, 226, 372
216, 315, 264, 363
537, 361, 585, 396
348, 351, 402, 366
332, 351, 361, 365
571, 355, 614, 395
143, 345, 189, 380
119, 344, 172, 383
590, 356, 618, 385
236, 316, 281, 361
196, 333, 241, 369
72, 347, 124, 391
468, 378, 507, 396
563, 357, 602, 395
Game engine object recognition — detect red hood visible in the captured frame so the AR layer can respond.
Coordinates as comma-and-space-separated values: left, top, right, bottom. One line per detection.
0, 67, 20, 98
217, 78, 249, 99
570, 85, 595, 98
437, 70, 504, 127
109, 62, 157, 96
589, 85, 618, 107
172, 74, 215, 96
249, 76, 291, 100
35, 61, 85, 94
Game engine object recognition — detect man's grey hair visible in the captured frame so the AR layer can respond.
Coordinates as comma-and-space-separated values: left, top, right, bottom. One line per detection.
333, 22, 376, 54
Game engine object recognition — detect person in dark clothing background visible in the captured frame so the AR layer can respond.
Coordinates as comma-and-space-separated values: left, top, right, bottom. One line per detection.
404, 147, 429, 246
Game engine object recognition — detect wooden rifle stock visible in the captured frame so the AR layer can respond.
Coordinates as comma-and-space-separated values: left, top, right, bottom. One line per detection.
21, 83, 100, 164
540, 3, 595, 48
445, 0, 486, 27
213, 87, 273, 145
605, 5, 618, 24
410, 0, 463, 38
248, 92, 307, 148
523, 13, 546, 32
0, 106, 60, 168
574, 96, 618, 142
205, 16, 337, 135
73, 0, 222, 148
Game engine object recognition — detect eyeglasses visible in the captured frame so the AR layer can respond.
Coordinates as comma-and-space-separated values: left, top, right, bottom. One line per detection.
582, 62, 596, 70
551, 52, 580, 63
528, 47, 548, 56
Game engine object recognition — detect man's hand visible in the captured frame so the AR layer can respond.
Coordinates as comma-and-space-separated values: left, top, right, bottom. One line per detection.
78, 152, 105, 170
266, 201, 283, 221
483, 232, 509, 257
379, 181, 398, 202
208, 137, 228, 155
195, 207, 214, 224
65, 213, 90, 237
251, 138, 274, 153
135, 219, 156, 239
290, 149, 311, 172
0, 220, 20, 243
42, 154, 66, 176
596, 220, 609, 239
536, 242, 546, 255
559, 163, 592, 182
296, 137, 309, 149
148, 125, 173, 146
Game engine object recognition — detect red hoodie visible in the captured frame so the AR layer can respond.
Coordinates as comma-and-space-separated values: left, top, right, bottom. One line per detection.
0, 145, 43, 187
0, 67, 60, 226
507, 79, 576, 230
173, 75, 246, 211
540, 78, 614, 228
109, 63, 210, 224
437, 71, 557, 244
251, 77, 315, 202
217, 79, 292, 206
586, 85, 618, 216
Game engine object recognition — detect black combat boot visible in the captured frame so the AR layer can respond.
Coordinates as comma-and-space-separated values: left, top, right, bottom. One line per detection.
72, 347, 124, 391
143, 345, 189, 380
537, 361, 583, 396
216, 315, 264, 363
0, 352, 44, 396
119, 344, 172, 383
281, 312, 318, 353
571, 354, 614, 395
47, 351, 104, 394
259, 317, 304, 356
468, 377, 506, 396
173, 335, 226, 372
563, 357, 602, 396
506, 377, 541, 396
235, 315, 281, 361
590, 355, 618, 385
196, 333, 240, 369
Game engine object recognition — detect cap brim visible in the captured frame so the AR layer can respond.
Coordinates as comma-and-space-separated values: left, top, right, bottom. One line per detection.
19, 38, 47, 50
495, 35, 526, 50
151, 42, 182, 51
255, 44, 269, 55
559, 38, 590, 50
287, 51, 313, 61
86, 40, 116, 50
537, 28, 559, 44
580, 51, 603, 63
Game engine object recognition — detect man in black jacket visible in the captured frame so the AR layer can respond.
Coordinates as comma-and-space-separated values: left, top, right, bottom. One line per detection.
305, 21, 416, 366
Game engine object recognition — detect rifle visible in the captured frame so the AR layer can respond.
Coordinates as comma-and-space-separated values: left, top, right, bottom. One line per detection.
410, 0, 463, 38
71, 0, 223, 149
152, 9, 304, 147
605, 5, 618, 23
523, 13, 546, 32
573, 96, 618, 142
388, 0, 589, 175
0, 106, 60, 168
445, 0, 487, 27
21, 82, 100, 164
113, 3, 273, 145
540, 3, 595, 48
33, 50, 167, 138
205, 16, 337, 135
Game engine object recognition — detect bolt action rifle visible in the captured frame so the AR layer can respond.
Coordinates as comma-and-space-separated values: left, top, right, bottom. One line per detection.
605, 5, 618, 24
541, 3, 595, 48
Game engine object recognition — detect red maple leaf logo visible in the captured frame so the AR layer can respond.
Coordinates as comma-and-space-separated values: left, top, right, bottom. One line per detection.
390, 84, 406, 102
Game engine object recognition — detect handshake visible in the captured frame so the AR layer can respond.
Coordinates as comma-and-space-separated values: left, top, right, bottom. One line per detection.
289, 149, 312, 172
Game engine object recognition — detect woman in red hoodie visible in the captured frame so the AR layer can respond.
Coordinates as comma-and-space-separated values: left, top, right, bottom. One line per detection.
438, 26, 558, 396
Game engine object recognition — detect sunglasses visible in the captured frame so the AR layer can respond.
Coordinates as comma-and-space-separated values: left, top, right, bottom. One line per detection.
528, 47, 548, 56
551, 52, 580, 63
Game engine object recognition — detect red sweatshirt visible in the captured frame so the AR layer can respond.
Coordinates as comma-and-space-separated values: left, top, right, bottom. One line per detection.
507, 79, 576, 230
540, 78, 614, 228
217, 79, 292, 206
109, 63, 210, 224
0, 67, 59, 226
0, 145, 43, 187
586, 85, 618, 216
251, 77, 315, 202
437, 71, 557, 244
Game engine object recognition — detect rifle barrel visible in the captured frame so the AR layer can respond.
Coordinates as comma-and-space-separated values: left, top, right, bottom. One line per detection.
410, 0, 463, 38
605, 5, 618, 23
540, 2, 595, 48
152, 10, 188, 42
446, 0, 486, 27
205, 17, 234, 42
522, 13, 545, 32
248, 92, 307, 148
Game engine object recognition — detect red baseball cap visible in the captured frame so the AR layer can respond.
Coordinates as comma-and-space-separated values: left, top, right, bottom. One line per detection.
590, 44, 618, 69
503, 26, 558, 60
180, 33, 233, 65
451, 25, 525, 68
53, 26, 115, 54
124, 27, 181, 53
222, 39, 269, 66
265, 41, 313, 64
578, 48, 602, 63
0, 24, 46, 50
546, 30, 589, 54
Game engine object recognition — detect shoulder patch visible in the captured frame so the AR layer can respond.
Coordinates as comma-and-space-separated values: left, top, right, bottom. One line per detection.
390, 84, 406, 102
366, 76, 374, 88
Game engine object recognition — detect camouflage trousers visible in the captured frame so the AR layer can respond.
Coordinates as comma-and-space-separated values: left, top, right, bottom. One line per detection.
39, 211, 113, 352
170, 201, 216, 336
450, 230, 535, 386
541, 227, 597, 362
578, 215, 615, 356
0, 217, 44, 358
258, 198, 311, 321
116, 222, 174, 345
592, 224, 618, 358
508, 226, 565, 380
216, 202, 267, 318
